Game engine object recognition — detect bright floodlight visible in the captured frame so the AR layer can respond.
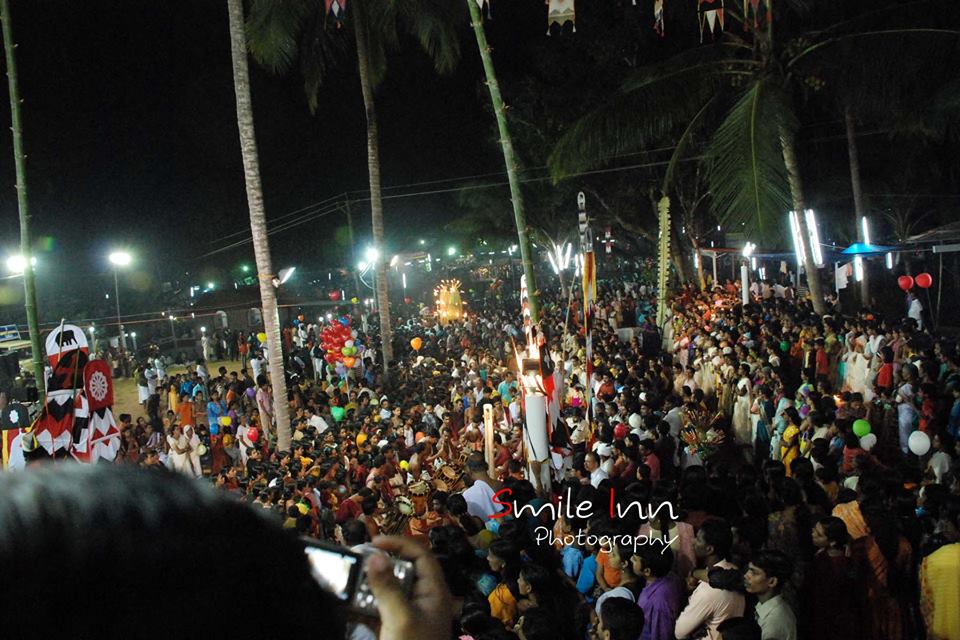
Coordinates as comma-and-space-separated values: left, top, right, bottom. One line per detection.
365, 247, 379, 263
109, 251, 132, 267
419, 239, 426, 245
390, 255, 399, 267
200, 327, 207, 333
6, 254, 36, 274
357, 261, 369, 272
130, 332, 137, 338
278, 266, 296, 284
447, 246, 457, 256
742, 242, 756, 258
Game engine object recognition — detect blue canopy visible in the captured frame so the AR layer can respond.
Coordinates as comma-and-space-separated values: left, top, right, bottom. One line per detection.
840, 242, 898, 255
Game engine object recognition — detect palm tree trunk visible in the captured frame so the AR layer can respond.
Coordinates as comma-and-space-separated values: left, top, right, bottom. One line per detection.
227, 0, 291, 451
845, 106, 870, 307
467, 0, 539, 323
354, 5, 394, 376
779, 127, 826, 315
1, 0, 44, 397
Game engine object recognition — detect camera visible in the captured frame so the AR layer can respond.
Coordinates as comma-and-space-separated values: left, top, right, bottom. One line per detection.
302, 538, 415, 617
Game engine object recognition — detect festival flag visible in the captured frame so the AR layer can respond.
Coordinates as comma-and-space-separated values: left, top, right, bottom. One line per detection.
654, 0, 665, 36
743, 0, 769, 31
546, 0, 576, 35
698, 0, 724, 42
578, 192, 596, 427
1, 402, 28, 470
325, 0, 347, 27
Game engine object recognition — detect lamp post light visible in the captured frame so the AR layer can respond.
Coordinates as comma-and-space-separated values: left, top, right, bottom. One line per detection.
5, 254, 35, 275
169, 314, 178, 351
130, 331, 137, 351
741, 242, 756, 307
108, 250, 132, 351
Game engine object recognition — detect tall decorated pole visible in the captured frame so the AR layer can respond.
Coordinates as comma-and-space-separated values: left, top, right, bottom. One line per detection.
227, 0, 291, 451
467, 0, 539, 323
578, 192, 596, 428
1, 0, 44, 396
655, 196, 671, 328
516, 273, 549, 494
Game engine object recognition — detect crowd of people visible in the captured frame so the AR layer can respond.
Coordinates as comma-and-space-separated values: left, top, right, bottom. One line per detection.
13, 273, 960, 640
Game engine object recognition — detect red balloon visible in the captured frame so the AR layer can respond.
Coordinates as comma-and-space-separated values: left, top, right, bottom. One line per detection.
916, 272, 933, 289
247, 427, 259, 443
898, 275, 915, 291
328, 290, 341, 301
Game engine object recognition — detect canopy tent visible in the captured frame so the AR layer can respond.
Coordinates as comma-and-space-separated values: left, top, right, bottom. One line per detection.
840, 242, 898, 255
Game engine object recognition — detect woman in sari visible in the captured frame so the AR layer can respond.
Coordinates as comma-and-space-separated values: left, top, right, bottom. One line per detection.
779, 407, 803, 475
732, 363, 753, 447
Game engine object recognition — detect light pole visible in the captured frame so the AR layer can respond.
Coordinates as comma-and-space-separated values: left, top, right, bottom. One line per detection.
364, 247, 379, 311
108, 250, 132, 351
168, 314, 178, 350
741, 242, 756, 307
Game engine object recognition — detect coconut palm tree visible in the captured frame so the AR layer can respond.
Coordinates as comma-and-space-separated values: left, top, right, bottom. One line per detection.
0, 0, 44, 392
246, 0, 461, 375
550, 0, 960, 315
226, 0, 292, 451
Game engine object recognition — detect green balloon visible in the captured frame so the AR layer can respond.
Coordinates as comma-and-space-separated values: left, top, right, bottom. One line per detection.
780, 341, 790, 352
331, 406, 346, 422
852, 419, 871, 438
341, 347, 350, 356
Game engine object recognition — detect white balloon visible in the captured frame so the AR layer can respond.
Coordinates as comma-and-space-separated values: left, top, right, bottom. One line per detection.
345, 340, 354, 348
628, 413, 642, 430
908, 430, 931, 456
859, 433, 877, 451
351, 330, 359, 338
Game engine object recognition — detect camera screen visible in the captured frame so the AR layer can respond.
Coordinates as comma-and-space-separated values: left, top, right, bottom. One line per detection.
304, 545, 359, 601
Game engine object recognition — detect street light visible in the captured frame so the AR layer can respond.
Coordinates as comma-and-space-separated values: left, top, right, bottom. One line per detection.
740, 242, 755, 307
130, 331, 137, 351
6, 254, 35, 274
108, 250, 132, 351
447, 246, 457, 256
365, 247, 379, 264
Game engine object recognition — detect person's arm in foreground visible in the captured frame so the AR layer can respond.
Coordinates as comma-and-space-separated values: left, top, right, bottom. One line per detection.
674, 583, 710, 640
366, 535, 452, 640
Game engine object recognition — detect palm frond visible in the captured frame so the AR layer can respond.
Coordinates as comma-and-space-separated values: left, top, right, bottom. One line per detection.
299, 10, 348, 113
706, 80, 797, 243
548, 60, 735, 179
245, 0, 314, 73
392, 0, 462, 75
662, 97, 716, 193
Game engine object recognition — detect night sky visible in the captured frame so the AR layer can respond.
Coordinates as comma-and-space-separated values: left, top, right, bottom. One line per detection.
0, 0, 956, 325
0, 0, 531, 288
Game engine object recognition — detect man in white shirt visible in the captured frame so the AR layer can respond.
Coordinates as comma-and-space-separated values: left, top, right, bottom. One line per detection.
663, 395, 684, 438
461, 456, 502, 520
584, 451, 608, 488
743, 550, 797, 640
306, 407, 329, 435
250, 354, 264, 381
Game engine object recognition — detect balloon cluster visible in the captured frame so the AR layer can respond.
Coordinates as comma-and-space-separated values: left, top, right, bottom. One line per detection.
898, 273, 934, 291
320, 316, 361, 370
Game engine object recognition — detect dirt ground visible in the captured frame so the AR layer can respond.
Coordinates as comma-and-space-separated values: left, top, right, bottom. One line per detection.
111, 358, 241, 420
